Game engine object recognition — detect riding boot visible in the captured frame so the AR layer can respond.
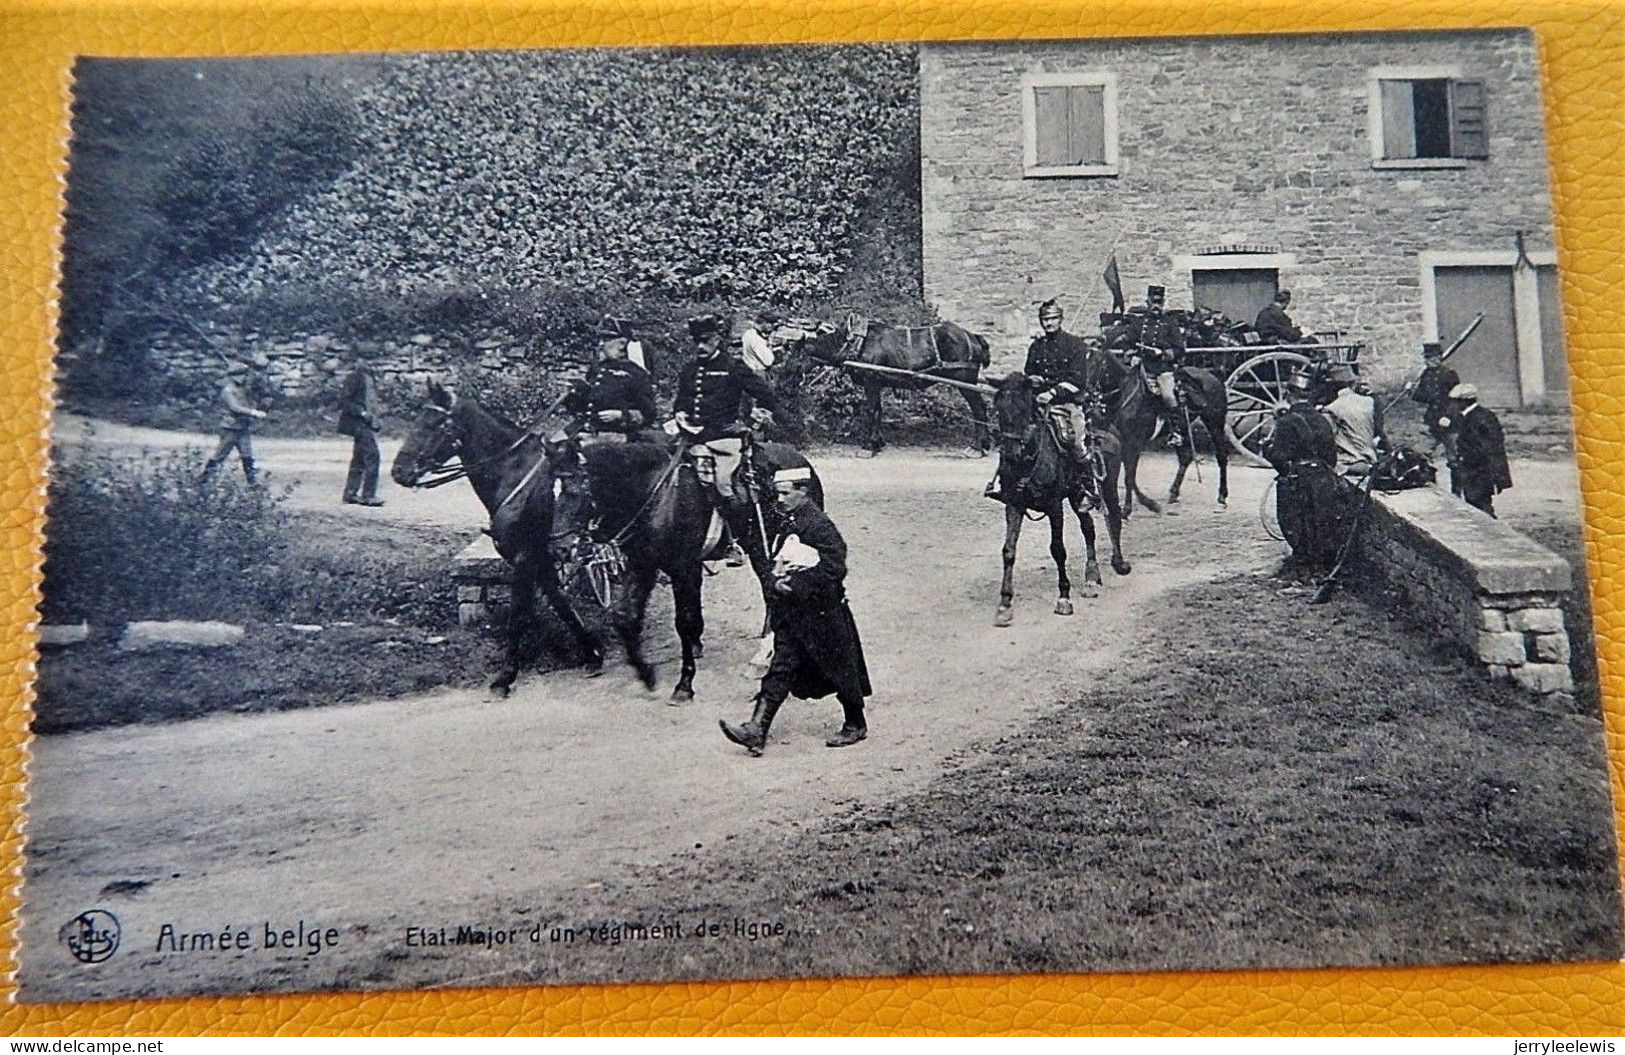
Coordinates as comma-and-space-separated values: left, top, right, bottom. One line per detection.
825, 694, 867, 748
719, 695, 783, 757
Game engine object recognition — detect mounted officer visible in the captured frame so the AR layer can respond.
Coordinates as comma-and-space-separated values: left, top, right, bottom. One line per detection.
563, 316, 658, 443
1023, 298, 1120, 470
1262, 369, 1339, 576
673, 313, 778, 502
1130, 285, 1189, 446
720, 466, 871, 756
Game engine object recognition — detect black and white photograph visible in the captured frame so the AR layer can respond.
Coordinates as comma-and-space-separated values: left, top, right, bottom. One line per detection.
23, 29, 1623, 1002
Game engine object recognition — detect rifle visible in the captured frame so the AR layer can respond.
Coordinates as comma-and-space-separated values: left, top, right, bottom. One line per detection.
1383, 313, 1485, 415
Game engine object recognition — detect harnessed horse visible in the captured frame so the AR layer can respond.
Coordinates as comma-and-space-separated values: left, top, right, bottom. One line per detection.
791, 314, 993, 456
551, 430, 824, 702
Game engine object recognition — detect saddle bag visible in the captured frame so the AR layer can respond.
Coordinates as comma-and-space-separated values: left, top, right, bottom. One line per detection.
1369, 447, 1436, 493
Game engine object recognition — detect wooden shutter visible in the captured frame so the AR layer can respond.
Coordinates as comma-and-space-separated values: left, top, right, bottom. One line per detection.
1449, 79, 1489, 159
1378, 80, 1417, 159
1068, 85, 1106, 165
1033, 86, 1071, 167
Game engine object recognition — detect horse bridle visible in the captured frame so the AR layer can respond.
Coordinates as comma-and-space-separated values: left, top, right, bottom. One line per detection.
409, 403, 536, 490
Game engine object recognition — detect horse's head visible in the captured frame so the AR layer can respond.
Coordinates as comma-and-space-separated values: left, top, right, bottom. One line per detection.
991, 372, 1040, 442
792, 318, 850, 365
390, 379, 461, 488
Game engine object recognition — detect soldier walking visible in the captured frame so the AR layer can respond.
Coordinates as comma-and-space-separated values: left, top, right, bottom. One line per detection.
1439, 383, 1513, 517
201, 358, 267, 486
1409, 341, 1461, 494
720, 466, 871, 756
338, 362, 384, 506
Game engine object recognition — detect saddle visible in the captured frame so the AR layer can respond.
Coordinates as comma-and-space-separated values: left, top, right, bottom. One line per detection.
1137, 364, 1209, 414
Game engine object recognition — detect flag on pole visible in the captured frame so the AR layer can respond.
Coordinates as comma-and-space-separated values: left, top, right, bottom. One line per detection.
1103, 254, 1125, 313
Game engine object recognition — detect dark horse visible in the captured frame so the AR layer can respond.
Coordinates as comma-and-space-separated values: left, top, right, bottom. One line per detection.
1112, 360, 1231, 515
990, 374, 1130, 627
1100, 311, 1230, 514
795, 315, 993, 456
554, 436, 823, 702
391, 380, 601, 695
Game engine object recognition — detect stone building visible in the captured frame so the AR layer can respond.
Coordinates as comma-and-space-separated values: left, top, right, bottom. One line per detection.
919, 29, 1568, 405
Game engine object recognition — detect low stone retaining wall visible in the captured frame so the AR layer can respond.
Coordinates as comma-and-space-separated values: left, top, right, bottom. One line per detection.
1350, 484, 1575, 700
453, 536, 513, 627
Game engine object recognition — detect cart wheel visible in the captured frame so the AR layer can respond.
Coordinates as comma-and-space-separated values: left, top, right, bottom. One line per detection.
1225, 351, 1311, 466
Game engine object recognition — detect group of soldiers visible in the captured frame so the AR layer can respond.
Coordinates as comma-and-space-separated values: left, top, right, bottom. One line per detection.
196, 289, 1518, 746
1263, 337, 1516, 582
557, 311, 871, 756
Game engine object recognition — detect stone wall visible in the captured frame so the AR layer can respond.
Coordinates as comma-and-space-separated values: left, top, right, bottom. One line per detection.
919, 30, 1555, 386
147, 328, 586, 401
452, 537, 513, 627
1351, 484, 1575, 701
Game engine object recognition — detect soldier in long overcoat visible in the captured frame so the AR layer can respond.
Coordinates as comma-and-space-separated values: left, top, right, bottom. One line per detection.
720, 467, 871, 756
1262, 370, 1340, 575
1439, 383, 1513, 517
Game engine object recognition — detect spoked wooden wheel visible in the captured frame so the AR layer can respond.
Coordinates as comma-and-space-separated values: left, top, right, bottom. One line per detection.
1225, 351, 1310, 466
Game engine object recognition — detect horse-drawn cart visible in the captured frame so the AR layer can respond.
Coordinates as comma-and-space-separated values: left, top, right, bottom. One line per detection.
1183, 338, 1363, 466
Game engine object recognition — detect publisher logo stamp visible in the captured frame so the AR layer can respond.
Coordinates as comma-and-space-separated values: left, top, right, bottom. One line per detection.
59, 909, 120, 964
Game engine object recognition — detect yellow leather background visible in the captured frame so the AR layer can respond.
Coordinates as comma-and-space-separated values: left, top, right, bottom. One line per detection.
1, 0, 1621, 1036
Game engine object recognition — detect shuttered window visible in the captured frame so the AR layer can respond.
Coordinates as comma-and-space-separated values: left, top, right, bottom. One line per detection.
1023, 72, 1118, 177
1033, 84, 1106, 167
1375, 76, 1489, 161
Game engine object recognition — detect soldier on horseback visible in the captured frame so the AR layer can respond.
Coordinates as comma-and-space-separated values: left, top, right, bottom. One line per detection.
1024, 298, 1119, 472
673, 313, 779, 502
563, 316, 659, 443
1133, 285, 1190, 448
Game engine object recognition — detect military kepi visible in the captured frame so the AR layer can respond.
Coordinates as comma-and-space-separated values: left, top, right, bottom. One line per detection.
594, 315, 631, 339
687, 313, 724, 341
1038, 298, 1063, 319
773, 466, 813, 485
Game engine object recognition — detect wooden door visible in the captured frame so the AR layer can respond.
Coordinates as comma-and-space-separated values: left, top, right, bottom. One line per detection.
1537, 265, 1570, 403
1434, 265, 1520, 407
1192, 268, 1279, 327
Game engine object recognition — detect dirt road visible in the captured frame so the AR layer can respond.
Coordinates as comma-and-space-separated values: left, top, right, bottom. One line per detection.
22, 430, 1584, 1000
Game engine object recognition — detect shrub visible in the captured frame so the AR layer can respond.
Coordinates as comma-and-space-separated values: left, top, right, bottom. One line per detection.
41, 447, 459, 628
41, 447, 295, 624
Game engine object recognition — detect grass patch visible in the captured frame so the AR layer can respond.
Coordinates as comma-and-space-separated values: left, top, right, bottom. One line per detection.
33, 623, 490, 734
35, 453, 598, 732
416, 568, 1623, 986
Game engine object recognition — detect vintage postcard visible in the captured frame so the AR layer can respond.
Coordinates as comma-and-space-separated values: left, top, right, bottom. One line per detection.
21, 29, 1622, 1003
